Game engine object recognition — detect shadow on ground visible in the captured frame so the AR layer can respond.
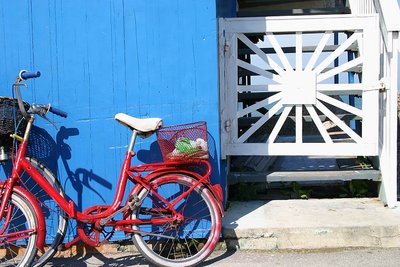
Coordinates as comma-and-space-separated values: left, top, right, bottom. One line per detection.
48, 251, 148, 266
47, 244, 236, 266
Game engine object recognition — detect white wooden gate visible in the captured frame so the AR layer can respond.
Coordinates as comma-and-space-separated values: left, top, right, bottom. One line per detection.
219, 14, 381, 159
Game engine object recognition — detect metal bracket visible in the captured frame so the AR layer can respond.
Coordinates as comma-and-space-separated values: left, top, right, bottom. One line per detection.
10, 134, 23, 142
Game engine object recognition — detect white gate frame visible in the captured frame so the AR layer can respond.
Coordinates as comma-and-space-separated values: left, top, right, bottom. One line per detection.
219, 14, 380, 157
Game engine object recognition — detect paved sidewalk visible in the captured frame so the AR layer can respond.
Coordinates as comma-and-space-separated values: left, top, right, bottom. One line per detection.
223, 198, 400, 250
47, 248, 400, 266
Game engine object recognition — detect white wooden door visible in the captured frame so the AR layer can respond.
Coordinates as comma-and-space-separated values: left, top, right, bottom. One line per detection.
219, 15, 380, 159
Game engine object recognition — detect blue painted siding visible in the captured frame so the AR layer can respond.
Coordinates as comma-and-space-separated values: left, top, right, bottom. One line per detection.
0, 0, 221, 226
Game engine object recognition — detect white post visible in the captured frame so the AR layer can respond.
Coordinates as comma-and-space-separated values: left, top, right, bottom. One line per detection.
379, 32, 399, 208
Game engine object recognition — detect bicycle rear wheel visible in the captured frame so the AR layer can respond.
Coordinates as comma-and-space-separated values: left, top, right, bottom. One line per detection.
20, 158, 68, 267
0, 190, 38, 266
132, 174, 221, 267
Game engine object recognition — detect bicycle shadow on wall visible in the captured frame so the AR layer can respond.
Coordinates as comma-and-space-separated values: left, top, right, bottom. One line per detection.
56, 126, 112, 212
1, 125, 112, 213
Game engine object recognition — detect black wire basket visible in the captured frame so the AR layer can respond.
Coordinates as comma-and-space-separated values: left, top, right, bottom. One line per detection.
0, 96, 30, 152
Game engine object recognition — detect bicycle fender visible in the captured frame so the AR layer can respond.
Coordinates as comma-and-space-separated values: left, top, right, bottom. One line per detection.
130, 170, 225, 217
0, 183, 46, 252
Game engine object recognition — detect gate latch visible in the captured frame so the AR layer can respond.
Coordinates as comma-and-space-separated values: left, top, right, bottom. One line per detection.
379, 78, 389, 92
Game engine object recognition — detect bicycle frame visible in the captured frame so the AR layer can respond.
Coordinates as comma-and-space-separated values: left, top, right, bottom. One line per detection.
1, 115, 213, 248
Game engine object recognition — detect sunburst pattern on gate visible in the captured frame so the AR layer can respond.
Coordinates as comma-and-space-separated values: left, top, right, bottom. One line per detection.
237, 31, 364, 143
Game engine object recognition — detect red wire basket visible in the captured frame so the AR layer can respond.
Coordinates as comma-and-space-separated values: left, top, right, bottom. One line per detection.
157, 121, 209, 162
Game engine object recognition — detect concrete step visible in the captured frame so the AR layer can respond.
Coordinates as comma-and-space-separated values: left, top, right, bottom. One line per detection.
222, 198, 400, 250
229, 169, 381, 184
229, 156, 380, 184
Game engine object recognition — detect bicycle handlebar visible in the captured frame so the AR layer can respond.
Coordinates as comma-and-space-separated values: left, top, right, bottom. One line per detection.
14, 70, 67, 120
49, 106, 68, 118
19, 70, 41, 80
29, 104, 68, 118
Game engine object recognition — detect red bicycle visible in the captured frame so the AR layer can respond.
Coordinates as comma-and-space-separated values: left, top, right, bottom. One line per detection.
0, 70, 223, 267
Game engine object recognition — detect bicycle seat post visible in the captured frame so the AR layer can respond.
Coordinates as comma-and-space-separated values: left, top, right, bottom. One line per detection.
127, 130, 138, 154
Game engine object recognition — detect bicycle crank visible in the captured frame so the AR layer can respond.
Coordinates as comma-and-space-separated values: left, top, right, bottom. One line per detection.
77, 206, 115, 247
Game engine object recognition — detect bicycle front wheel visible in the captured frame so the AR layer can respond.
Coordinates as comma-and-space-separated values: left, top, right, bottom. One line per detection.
132, 174, 221, 267
0, 191, 38, 266
21, 158, 68, 267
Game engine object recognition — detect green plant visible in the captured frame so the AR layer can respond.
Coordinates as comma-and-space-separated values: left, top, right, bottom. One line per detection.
280, 182, 312, 199
339, 180, 369, 197
356, 156, 371, 169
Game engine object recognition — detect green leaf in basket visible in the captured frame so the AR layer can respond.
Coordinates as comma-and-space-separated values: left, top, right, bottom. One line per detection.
175, 137, 192, 153
175, 137, 202, 155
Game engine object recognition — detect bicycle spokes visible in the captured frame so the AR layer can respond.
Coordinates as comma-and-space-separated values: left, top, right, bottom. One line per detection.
0, 203, 14, 236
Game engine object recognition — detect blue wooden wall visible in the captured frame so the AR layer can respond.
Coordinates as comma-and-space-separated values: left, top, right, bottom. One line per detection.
0, 0, 221, 219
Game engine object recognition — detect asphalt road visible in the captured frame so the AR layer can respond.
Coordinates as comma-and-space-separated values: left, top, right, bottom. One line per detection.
46, 247, 400, 267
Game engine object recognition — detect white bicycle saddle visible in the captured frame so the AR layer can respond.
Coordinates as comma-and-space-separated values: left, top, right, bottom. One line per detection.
115, 113, 163, 137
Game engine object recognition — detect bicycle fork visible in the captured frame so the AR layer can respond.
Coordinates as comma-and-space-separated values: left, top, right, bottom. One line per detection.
0, 184, 15, 236
0, 180, 14, 226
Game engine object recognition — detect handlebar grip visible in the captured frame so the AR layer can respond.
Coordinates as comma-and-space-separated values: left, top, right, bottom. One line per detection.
19, 70, 41, 80
49, 106, 68, 118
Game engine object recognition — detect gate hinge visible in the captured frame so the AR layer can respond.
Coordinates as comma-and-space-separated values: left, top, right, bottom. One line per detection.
224, 120, 231, 132
224, 41, 230, 53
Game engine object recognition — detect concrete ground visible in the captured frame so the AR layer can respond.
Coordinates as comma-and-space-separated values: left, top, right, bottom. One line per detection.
47, 247, 400, 267
222, 198, 400, 250
46, 198, 400, 266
